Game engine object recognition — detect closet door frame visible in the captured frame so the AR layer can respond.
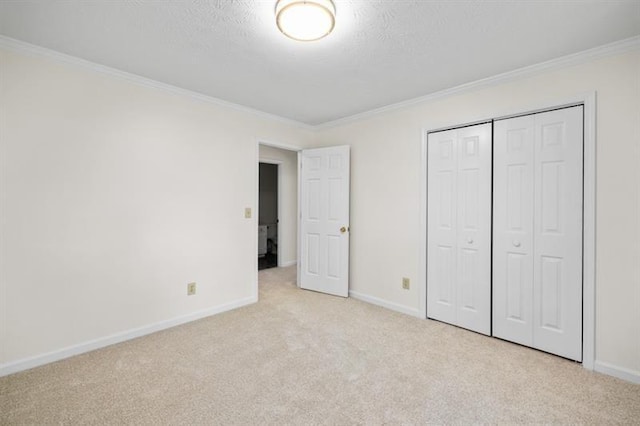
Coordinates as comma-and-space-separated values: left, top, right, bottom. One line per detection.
419, 92, 596, 371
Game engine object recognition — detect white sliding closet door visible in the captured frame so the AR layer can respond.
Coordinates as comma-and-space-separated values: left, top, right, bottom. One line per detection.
493, 106, 583, 361
427, 123, 492, 335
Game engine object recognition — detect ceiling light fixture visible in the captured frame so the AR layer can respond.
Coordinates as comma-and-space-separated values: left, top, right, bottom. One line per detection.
275, 0, 336, 42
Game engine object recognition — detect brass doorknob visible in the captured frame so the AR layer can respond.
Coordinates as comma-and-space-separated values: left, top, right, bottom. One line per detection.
340, 226, 347, 233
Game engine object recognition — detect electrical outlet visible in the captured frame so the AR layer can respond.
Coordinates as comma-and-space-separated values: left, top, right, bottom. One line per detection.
402, 277, 410, 290
244, 207, 252, 219
187, 282, 196, 296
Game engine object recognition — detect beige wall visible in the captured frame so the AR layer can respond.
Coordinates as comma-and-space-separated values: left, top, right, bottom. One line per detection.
0, 48, 314, 368
259, 145, 299, 266
313, 50, 640, 376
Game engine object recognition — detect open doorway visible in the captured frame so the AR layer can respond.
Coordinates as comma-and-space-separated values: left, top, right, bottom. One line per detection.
255, 141, 351, 299
257, 143, 299, 273
258, 162, 278, 270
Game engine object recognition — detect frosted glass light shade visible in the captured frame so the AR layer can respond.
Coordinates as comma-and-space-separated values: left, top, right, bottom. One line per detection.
275, 0, 336, 42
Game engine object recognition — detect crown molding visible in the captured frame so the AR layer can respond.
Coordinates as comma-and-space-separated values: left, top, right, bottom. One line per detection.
0, 35, 314, 131
1, 34, 639, 131
315, 35, 640, 130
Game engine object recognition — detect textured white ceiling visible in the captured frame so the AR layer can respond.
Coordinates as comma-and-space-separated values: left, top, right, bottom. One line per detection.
1, 1, 639, 125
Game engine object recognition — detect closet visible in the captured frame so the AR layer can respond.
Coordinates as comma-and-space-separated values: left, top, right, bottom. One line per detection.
426, 106, 584, 362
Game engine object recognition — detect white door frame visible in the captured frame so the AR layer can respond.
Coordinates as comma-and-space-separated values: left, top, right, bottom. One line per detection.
254, 139, 302, 300
419, 92, 596, 370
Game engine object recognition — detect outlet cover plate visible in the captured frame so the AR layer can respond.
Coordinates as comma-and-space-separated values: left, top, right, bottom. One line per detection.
187, 282, 196, 295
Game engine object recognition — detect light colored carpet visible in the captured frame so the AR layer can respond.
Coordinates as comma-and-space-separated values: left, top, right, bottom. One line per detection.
1, 265, 639, 425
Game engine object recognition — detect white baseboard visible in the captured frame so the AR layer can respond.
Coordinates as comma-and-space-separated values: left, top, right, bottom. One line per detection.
349, 290, 422, 318
594, 360, 640, 384
279, 260, 297, 267
0, 296, 257, 377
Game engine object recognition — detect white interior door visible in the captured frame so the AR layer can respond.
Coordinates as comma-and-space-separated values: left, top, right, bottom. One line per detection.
427, 123, 492, 335
299, 146, 350, 297
493, 106, 583, 361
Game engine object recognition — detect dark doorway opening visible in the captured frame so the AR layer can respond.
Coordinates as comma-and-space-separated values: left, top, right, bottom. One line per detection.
258, 162, 278, 270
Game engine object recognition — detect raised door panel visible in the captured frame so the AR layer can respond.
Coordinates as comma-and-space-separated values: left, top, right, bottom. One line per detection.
533, 107, 583, 361
493, 116, 535, 346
